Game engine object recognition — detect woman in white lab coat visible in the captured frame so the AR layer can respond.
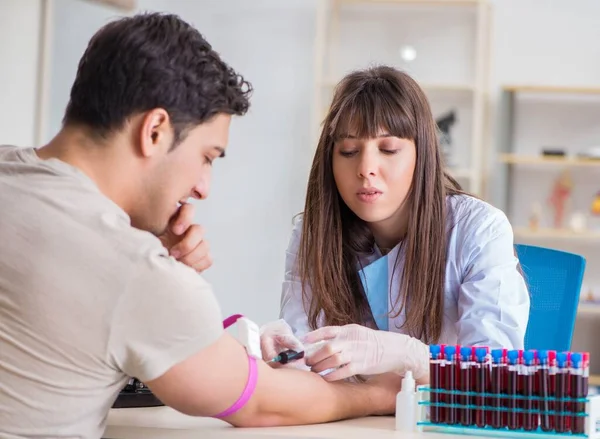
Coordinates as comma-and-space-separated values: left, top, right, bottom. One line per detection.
261, 65, 530, 384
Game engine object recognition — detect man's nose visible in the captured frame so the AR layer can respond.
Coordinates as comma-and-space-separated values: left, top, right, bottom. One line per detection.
191, 179, 210, 200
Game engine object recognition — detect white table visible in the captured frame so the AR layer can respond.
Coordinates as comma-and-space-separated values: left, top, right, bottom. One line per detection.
103, 407, 454, 439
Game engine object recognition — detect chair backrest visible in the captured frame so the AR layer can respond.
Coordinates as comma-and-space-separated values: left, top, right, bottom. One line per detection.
515, 244, 586, 352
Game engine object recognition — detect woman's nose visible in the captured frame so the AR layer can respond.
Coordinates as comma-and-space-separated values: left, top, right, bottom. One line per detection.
357, 153, 377, 179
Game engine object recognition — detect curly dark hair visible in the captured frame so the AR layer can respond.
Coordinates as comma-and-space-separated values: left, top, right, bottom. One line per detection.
63, 12, 252, 146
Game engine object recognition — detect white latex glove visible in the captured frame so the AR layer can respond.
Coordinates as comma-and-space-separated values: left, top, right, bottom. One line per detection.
259, 319, 305, 367
302, 323, 429, 382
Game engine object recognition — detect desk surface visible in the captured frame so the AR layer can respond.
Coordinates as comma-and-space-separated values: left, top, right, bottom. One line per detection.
103, 407, 451, 439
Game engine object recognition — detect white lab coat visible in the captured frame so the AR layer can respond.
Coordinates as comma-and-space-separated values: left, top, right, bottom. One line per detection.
279, 194, 530, 349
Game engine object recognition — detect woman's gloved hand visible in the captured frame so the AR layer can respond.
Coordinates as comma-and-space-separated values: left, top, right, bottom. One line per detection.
302, 323, 429, 382
259, 319, 305, 367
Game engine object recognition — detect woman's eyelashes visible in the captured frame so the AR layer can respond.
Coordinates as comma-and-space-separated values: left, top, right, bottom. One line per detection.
338, 147, 400, 157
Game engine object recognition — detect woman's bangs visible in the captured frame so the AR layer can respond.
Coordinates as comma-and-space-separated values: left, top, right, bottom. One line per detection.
329, 85, 416, 141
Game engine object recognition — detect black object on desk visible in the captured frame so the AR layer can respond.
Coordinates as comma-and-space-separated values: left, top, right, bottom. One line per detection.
541, 148, 566, 157
111, 378, 164, 408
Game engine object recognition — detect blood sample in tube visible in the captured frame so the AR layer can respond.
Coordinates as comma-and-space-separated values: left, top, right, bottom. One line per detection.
507, 350, 520, 430
444, 346, 457, 425
429, 345, 442, 424
537, 350, 552, 432
459, 346, 473, 426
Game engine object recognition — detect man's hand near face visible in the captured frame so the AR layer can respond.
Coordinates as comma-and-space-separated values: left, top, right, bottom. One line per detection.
158, 202, 212, 273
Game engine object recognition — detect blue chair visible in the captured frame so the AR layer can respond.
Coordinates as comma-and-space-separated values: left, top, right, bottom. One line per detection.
515, 244, 586, 352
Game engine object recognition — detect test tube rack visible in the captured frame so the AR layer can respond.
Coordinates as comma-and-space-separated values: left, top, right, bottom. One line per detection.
415, 385, 600, 438
418, 346, 596, 438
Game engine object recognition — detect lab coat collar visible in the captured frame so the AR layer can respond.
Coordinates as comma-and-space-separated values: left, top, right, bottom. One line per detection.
358, 242, 403, 331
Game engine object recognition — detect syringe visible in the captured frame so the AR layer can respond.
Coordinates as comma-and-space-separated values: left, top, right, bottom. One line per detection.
268, 349, 305, 365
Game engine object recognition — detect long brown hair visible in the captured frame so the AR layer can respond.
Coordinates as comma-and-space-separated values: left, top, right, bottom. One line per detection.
299, 65, 465, 344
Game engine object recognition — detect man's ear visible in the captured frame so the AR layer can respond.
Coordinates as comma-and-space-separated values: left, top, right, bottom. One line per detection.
139, 108, 173, 158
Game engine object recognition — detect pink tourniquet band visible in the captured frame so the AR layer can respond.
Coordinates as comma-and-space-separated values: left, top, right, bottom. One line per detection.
214, 355, 258, 418
222, 314, 244, 329
213, 314, 259, 418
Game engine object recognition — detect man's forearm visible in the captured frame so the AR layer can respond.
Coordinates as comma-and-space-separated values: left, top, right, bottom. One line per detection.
225, 361, 393, 427
146, 332, 396, 428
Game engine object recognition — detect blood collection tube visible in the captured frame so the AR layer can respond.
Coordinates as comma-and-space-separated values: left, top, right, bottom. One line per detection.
567, 352, 572, 432
429, 345, 443, 424
444, 346, 458, 425
548, 351, 557, 431
530, 350, 540, 429
537, 350, 552, 432
532, 350, 539, 417
555, 352, 569, 433
522, 350, 536, 431
474, 347, 488, 428
490, 349, 504, 429
581, 352, 590, 432
570, 352, 585, 434
517, 350, 525, 429
507, 350, 520, 430
502, 349, 509, 428
455, 345, 462, 402
440, 346, 447, 422
460, 346, 473, 426
583, 352, 590, 398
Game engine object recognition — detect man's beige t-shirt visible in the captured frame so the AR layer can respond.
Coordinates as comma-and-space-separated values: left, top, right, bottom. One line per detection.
0, 145, 224, 438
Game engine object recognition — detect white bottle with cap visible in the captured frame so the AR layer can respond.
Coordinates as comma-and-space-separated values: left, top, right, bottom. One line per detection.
395, 370, 417, 431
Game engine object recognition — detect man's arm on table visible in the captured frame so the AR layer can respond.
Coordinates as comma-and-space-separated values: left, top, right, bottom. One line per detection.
146, 332, 400, 428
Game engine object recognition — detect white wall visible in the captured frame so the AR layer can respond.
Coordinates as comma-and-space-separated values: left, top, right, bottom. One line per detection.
0, 0, 43, 147
47, 0, 135, 143
489, 0, 600, 87
26, 0, 600, 327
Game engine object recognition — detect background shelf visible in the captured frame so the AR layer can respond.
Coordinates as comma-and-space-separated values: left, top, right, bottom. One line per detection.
499, 154, 600, 167
514, 227, 600, 241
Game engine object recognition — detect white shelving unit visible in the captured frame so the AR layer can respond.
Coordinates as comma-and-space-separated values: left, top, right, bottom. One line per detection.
494, 84, 600, 230
83, 0, 135, 9
494, 85, 600, 355
514, 227, 600, 241
312, 0, 492, 197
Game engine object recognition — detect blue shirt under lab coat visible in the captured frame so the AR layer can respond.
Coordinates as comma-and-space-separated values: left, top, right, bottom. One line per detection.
279, 194, 530, 349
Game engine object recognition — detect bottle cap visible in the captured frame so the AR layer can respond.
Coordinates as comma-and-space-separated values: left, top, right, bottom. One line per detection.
429, 345, 441, 358
571, 352, 583, 368
444, 345, 456, 359
538, 350, 549, 363
507, 350, 519, 365
475, 347, 487, 362
557, 352, 568, 368
401, 370, 416, 393
460, 346, 472, 360
491, 349, 504, 363
523, 350, 535, 365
